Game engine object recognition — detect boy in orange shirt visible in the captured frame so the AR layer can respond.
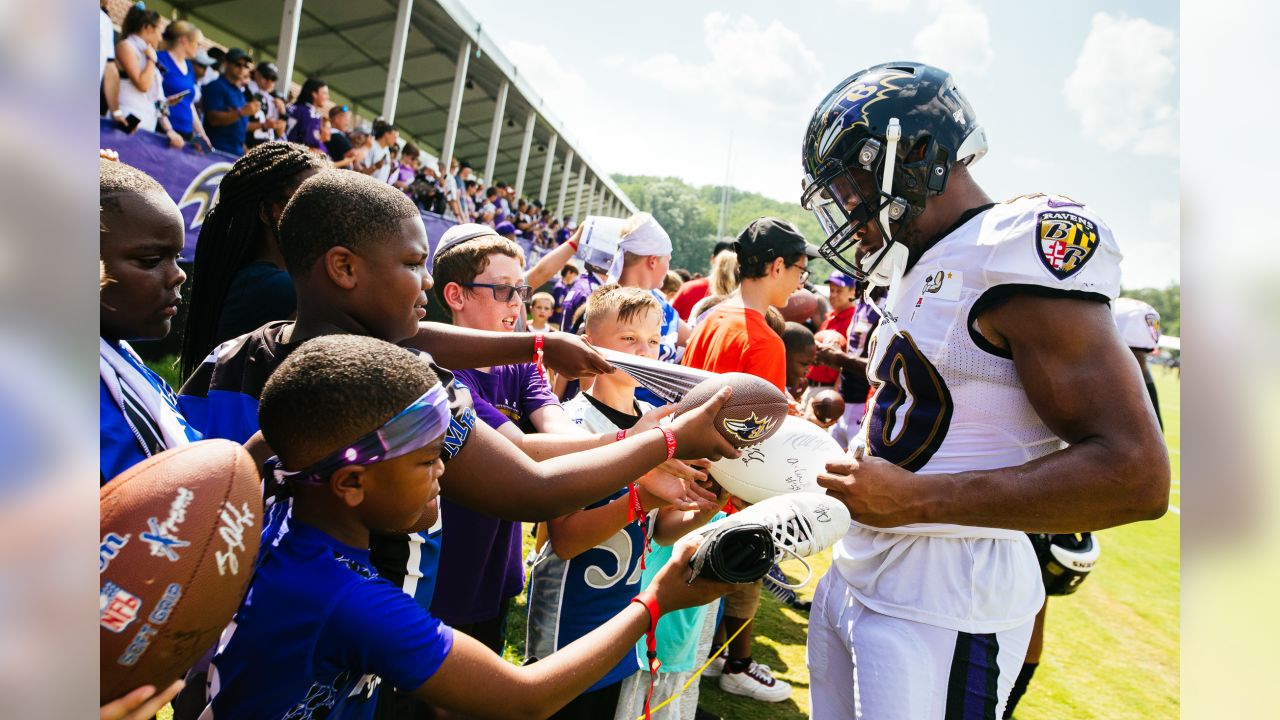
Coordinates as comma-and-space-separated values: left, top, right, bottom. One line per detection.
681, 217, 818, 703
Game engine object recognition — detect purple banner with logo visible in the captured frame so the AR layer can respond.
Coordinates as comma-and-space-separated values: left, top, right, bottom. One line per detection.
100, 119, 234, 263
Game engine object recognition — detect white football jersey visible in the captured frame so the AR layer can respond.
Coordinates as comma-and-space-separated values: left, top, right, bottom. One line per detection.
1113, 297, 1161, 351
834, 193, 1122, 633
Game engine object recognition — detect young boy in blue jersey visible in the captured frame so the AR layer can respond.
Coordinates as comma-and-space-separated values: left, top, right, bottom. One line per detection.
99, 157, 201, 483
205, 334, 733, 720
526, 286, 729, 719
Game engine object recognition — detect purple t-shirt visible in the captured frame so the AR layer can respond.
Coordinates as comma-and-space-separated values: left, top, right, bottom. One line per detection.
430, 363, 559, 624
286, 103, 327, 154
558, 273, 603, 333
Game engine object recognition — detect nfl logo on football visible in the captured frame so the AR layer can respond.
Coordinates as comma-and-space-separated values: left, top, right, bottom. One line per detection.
100, 582, 142, 634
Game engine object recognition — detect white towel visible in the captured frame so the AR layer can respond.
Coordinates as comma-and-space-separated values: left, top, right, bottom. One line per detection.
606, 215, 672, 283
99, 338, 192, 456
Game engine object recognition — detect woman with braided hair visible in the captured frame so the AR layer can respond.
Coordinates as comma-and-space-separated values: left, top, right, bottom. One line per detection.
179, 141, 329, 381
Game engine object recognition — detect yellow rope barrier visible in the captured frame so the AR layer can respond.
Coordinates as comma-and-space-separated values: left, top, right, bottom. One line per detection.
633, 617, 751, 720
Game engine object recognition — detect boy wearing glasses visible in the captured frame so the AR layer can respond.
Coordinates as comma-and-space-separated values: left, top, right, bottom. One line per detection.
681, 217, 818, 392
429, 224, 582, 652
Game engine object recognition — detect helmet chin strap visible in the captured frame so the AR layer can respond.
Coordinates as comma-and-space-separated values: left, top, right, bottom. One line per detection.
860, 117, 907, 322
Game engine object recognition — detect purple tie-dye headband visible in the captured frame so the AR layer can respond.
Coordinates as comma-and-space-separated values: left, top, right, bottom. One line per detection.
268, 383, 451, 486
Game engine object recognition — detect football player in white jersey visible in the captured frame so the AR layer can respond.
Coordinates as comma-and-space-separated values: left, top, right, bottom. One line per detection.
1003, 295, 1166, 717
1113, 296, 1164, 428
798, 62, 1170, 719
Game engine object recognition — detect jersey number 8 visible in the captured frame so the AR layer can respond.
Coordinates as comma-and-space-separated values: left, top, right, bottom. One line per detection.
864, 329, 953, 472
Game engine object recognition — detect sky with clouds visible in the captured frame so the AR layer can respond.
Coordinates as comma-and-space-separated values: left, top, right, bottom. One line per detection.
471, 0, 1178, 288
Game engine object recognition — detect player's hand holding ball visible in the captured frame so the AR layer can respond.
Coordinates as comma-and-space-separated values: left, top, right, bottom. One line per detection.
817, 447, 923, 528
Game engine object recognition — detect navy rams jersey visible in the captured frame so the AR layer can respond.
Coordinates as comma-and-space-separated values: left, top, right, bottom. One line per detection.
524, 393, 655, 693
834, 194, 1122, 633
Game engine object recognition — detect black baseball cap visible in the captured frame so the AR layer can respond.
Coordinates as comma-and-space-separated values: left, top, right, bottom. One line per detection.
734, 217, 819, 263
256, 61, 279, 80
712, 238, 735, 257
225, 48, 252, 64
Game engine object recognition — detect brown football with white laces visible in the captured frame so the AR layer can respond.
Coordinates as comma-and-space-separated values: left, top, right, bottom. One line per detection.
99, 440, 262, 702
674, 372, 789, 448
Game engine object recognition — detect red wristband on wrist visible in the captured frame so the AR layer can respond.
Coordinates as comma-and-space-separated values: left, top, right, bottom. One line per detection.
631, 593, 662, 720
616, 429, 627, 442
632, 593, 660, 631
531, 333, 545, 378
660, 427, 676, 461
626, 483, 639, 523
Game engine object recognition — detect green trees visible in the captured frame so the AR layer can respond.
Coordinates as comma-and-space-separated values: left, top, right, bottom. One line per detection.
1123, 283, 1180, 337
615, 174, 832, 278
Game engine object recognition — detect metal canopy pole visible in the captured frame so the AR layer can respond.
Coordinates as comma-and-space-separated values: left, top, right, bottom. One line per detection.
275, 0, 304, 93
572, 169, 587, 220
439, 40, 472, 173
380, 0, 413, 122
482, 80, 509, 184
556, 149, 574, 217
538, 134, 558, 204
513, 109, 537, 199
585, 177, 598, 216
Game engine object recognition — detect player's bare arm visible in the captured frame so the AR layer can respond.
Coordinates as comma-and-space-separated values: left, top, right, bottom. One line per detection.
406, 323, 614, 379
414, 539, 730, 719
819, 294, 1169, 531
441, 388, 738, 520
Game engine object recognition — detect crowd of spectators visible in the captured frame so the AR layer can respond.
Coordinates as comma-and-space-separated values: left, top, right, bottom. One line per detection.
99, 2, 581, 250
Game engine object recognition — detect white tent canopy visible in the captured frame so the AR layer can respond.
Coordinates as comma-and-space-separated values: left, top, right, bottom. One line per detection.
152, 0, 635, 218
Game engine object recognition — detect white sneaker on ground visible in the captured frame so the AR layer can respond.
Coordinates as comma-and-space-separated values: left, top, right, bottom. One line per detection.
703, 653, 727, 677
719, 661, 792, 702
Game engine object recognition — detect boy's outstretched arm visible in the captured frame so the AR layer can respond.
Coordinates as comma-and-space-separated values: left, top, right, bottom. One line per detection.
545, 483, 670, 560
440, 389, 738, 520
406, 324, 613, 379
415, 539, 729, 719
523, 229, 580, 290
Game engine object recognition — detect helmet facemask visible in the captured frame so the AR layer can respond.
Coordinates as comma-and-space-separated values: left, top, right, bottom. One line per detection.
802, 118, 911, 292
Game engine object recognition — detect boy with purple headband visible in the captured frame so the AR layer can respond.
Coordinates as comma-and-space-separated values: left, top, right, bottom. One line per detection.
204, 335, 733, 719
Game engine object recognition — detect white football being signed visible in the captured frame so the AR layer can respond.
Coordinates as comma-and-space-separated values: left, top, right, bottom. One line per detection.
708, 415, 848, 504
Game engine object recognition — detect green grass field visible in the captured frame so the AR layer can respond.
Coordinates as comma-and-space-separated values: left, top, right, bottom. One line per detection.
156, 365, 1179, 720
